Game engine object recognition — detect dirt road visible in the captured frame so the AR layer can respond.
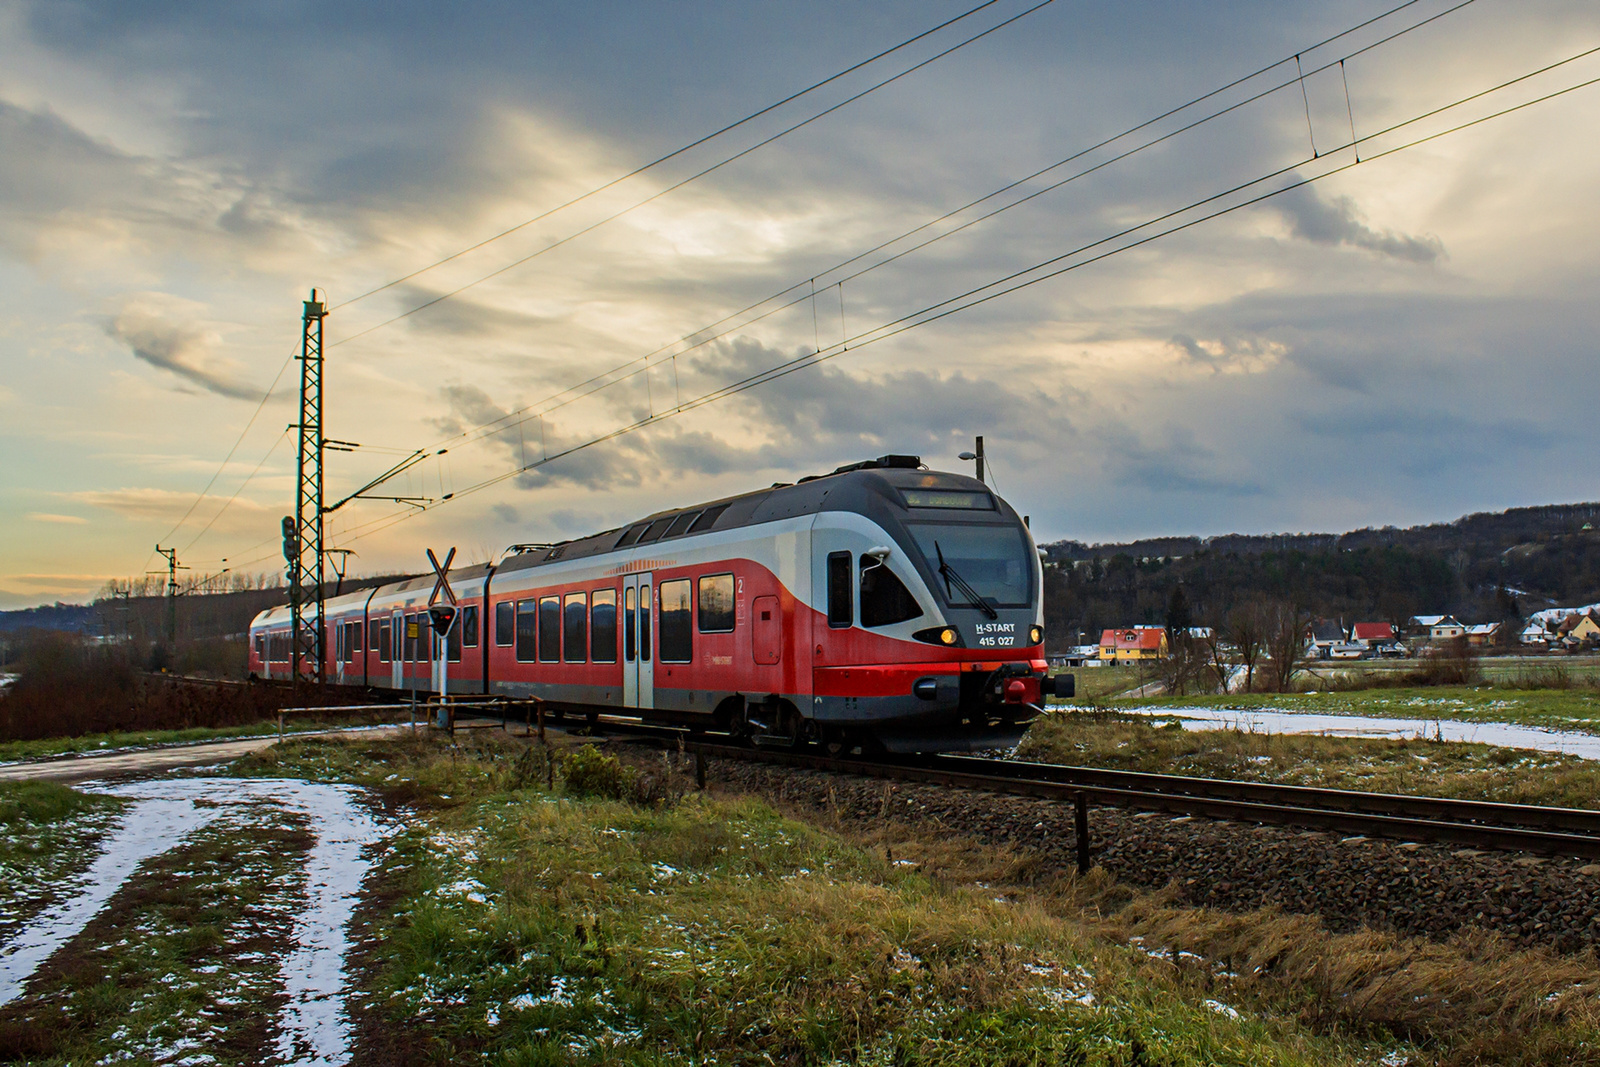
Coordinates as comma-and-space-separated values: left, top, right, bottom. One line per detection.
0, 726, 409, 783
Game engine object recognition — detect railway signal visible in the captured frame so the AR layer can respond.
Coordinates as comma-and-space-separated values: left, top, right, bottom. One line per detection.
427, 547, 457, 702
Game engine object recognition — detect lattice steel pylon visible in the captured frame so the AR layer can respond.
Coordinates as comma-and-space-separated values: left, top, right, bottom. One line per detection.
290, 291, 327, 684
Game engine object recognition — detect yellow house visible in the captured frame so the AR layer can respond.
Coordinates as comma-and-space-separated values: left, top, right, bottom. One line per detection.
1559, 612, 1600, 642
1099, 627, 1168, 662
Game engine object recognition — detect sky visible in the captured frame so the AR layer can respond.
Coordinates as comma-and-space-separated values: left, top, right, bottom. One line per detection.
2, 0, 1598, 608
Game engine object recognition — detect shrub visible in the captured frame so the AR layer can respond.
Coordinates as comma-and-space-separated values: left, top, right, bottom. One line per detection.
560, 745, 638, 801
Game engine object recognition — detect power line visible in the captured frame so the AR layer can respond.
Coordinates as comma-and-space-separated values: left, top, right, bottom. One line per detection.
330, 0, 1016, 313
332, 51, 1600, 542
326, 0, 1062, 351
420, 0, 1467, 458
179, 427, 291, 554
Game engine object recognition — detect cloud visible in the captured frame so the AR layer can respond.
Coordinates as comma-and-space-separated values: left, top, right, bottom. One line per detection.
1168, 333, 1286, 375
106, 301, 264, 400
26, 512, 88, 524
72, 487, 270, 534
1275, 187, 1443, 264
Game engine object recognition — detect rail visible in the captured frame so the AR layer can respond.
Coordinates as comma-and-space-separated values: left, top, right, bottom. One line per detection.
645, 737, 1600, 863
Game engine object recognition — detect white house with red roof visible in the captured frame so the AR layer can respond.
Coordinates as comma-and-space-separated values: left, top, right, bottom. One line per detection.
1350, 622, 1396, 647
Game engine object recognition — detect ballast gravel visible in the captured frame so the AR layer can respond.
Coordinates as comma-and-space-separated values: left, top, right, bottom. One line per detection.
701, 756, 1600, 954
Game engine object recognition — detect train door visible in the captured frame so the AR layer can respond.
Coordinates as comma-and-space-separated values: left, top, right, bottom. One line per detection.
390, 611, 403, 689
622, 573, 654, 710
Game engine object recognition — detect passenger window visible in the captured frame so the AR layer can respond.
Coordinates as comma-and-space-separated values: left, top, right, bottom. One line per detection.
827, 552, 853, 628
624, 586, 637, 662
515, 600, 537, 662
461, 605, 479, 648
447, 614, 463, 663
592, 589, 617, 663
404, 614, 418, 662
564, 593, 588, 663
539, 597, 561, 662
495, 601, 514, 647
379, 621, 391, 662
861, 562, 923, 627
698, 574, 735, 633
659, 579, 692, 662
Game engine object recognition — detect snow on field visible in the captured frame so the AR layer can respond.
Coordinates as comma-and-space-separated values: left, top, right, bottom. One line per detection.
0, 795, 223, 1005
1118, 707, 1600, 759
0, 776, 391, 1066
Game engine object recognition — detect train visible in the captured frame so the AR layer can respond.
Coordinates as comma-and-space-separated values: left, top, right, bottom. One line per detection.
248, 455, 1072, 753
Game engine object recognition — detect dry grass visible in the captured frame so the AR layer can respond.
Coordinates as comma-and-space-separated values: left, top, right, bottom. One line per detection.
809, 811, 1600, 1067
1019, 711, 1600, 809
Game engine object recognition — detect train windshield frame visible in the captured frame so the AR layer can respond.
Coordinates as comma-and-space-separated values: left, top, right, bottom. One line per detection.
904, 522, 1034, 610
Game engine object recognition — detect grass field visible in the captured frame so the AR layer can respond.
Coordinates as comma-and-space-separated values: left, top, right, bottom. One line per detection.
1021, 709, 1600, 808
0, 712, 406, 765
1106, 685, 1600, 731
7, 732, 1600, 1063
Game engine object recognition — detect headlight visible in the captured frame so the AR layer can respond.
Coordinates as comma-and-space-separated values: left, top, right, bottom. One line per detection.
1029, 625, 1044, 645
912, 626, 964, 647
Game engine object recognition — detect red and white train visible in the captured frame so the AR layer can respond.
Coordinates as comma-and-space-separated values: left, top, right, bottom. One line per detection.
248, 456, 1070, 752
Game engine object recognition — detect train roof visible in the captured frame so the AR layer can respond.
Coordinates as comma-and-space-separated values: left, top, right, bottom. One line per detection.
497, 455, 1005, 575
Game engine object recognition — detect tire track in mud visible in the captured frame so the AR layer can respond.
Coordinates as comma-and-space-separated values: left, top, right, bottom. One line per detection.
0, 778, 392, 1066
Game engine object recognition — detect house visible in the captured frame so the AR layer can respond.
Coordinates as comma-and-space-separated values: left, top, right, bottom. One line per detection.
1521, 622, 1554, 646
1050, 645, 1103, 668
1306, 619, 1346, 659
1098, 627, 1167, 663
1558, 611, 1600, 644
1464, 622, 1501, 647
1350, 622, 1397, 647
1408, 615, 1465, 641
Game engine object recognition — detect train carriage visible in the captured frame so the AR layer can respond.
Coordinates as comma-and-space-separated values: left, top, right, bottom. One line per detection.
248, 455, 1070, 752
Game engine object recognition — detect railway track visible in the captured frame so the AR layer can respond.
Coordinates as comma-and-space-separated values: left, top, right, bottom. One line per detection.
639, 734, 1600, 862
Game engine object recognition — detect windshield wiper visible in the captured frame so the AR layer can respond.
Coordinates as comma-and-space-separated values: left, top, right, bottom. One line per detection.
934, 542, 999, 620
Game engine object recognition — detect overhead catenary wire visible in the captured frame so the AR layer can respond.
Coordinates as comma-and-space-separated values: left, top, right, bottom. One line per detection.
420, 0, 1469, 458
329, 0, 1018, 313
326, 0, 1062, 352
328, 53, 1600, 545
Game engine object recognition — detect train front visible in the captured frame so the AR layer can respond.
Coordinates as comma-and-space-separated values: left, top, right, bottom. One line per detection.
811, 465, 1070, 753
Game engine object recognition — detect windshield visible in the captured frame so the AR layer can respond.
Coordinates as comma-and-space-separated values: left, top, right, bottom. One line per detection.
907, 523, 1033, 609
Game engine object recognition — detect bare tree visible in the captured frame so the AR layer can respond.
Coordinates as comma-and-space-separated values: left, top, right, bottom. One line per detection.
1262, 600, 1311, 693
1223, 601, 1270, 693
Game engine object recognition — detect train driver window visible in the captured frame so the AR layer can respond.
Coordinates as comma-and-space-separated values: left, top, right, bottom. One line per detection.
461, 605, 479, 648
826, 552, 853, 628
564, 592, 587, 663
592, 589, 617, 663
698, 574, 735, 633
538, 597, 561, 662
659, 579, 692, 662
515, 599, 537, 662
861, 560, 923, 627
624, 586, 636, 661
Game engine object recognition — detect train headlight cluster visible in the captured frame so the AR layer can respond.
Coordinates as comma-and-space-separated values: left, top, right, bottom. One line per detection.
939, 627, 958, 645
1029, 625, 1044, 645
913, 625, 963, 647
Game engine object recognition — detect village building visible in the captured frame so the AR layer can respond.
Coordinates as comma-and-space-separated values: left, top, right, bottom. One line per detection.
1350, 622, 1397, 647
1464, 622, 1502, 646
1098, 627, 1167, 663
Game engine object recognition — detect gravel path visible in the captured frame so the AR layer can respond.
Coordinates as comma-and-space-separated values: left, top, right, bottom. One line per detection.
0, 726, 409, 783
707, 757, 1600, 954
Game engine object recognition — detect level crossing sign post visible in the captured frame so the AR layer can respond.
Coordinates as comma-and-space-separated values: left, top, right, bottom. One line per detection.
426, 548, 458, 725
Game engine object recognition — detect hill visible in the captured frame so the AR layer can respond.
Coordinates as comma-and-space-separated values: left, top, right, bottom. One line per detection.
1040, 502, 1600, 647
